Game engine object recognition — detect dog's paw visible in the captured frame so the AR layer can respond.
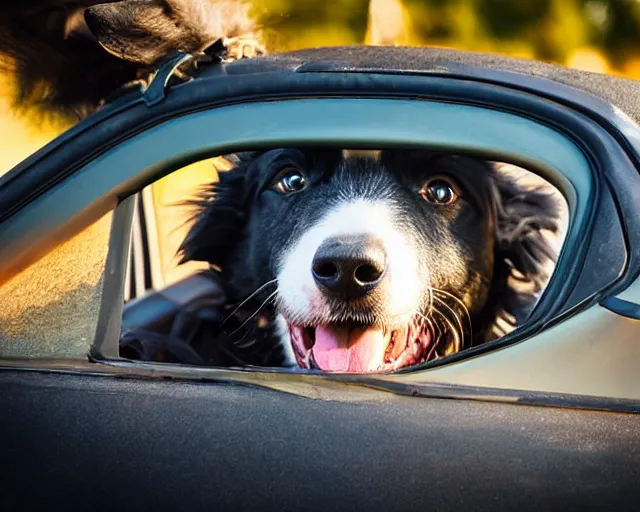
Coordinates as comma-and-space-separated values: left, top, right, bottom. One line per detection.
171, 51, 217, 82
222, 36, 266, 62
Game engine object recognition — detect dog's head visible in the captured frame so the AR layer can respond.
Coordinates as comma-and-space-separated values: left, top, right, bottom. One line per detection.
180, 149, 561, 372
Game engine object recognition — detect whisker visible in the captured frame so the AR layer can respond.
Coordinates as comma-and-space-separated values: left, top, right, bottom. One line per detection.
414, 311, 440, 343
429, 286, 434, 321
416, 295, 442, 345
227, 291, 278, 336
431, 295, 466, 349
430, 306, 461, 353
430, 288, 473, 343
232, 328, 255, 349
430, 287, 468, 310
221, 278, 278, 326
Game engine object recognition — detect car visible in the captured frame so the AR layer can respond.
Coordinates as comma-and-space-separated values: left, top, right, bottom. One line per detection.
1, 45, 639, 511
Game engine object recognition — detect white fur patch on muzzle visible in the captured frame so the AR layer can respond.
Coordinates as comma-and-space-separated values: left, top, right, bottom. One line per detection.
276, 198, 423, 327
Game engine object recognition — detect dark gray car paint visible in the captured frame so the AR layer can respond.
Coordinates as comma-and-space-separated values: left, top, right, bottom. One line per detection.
1, 370, 639, 512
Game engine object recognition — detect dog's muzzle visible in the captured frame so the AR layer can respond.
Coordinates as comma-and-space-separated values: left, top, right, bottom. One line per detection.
278, 199, 434, 373
286, 233, 433, 373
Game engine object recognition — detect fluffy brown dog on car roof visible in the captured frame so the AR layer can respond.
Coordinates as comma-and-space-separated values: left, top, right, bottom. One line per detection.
0, 1, 264, 119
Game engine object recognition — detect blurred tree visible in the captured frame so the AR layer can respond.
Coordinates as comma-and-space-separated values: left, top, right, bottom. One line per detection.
365, 0, 412, 45
253, 0, 640, 76
478, 0, 550, 40
598, 0, 640, 67
256, 0, 370, 50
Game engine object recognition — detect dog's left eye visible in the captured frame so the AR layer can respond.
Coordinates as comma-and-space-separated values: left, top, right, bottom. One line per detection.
273, 168, 306, 194
420, 178, 459, 205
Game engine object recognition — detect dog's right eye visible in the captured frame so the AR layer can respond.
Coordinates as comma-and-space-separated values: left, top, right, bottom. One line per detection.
420, 177, 461, 205
272, 168, 307, 194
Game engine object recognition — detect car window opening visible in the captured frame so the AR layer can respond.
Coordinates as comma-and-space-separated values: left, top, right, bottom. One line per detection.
119, 149, 569, 374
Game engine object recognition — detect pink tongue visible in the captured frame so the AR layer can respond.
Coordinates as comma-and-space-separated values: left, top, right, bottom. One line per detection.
313, 325, 387, 372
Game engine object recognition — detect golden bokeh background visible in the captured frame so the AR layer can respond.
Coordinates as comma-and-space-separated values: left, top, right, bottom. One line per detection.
1, 0, 639, 175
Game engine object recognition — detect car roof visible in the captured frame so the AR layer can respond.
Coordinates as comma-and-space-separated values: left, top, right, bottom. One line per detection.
218, 45, 640, 124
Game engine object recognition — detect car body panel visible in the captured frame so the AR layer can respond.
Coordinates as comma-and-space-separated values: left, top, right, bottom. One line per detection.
1, 369, 639, 512
397, 303, 640, 399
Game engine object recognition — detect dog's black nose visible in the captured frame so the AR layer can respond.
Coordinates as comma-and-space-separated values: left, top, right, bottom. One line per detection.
312, 235, 387, 299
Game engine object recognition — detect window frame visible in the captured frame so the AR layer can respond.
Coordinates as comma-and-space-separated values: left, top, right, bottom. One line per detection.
0, 90, 638, 405
71, 98, 591, 349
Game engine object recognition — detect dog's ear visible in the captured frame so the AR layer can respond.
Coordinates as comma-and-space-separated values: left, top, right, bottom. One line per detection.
84, 0, 259, 65
488, 164, 564, 338
178, 152, 258, 267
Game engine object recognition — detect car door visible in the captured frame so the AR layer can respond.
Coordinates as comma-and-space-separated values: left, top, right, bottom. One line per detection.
1, 47, 639, 511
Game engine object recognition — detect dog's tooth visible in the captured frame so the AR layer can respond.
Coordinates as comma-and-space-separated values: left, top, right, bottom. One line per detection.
390, 327, 407, 360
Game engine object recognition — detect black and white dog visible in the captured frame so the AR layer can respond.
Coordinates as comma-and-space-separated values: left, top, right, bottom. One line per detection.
179, 149, 561, 372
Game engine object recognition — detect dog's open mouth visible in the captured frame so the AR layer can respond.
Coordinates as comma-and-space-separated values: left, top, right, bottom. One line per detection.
288, 316, 435, 373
